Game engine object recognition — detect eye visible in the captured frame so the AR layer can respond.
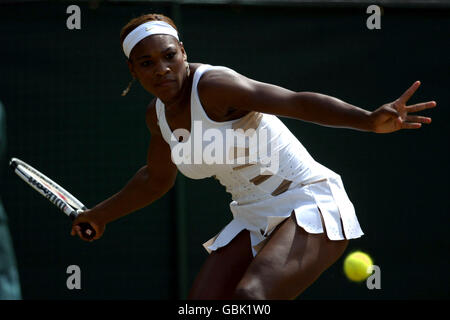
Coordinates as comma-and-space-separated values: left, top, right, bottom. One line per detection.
140, 60, 153, 67
166, 52, 176, 59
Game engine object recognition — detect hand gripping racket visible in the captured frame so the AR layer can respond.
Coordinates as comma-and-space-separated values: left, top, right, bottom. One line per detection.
9, 157, 96, 240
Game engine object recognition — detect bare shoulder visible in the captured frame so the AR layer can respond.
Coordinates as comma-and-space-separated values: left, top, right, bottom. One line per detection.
197, 66, 253, 110
194, 64, 298, 118
145, 98, 161, 136
199, 66, 246, 91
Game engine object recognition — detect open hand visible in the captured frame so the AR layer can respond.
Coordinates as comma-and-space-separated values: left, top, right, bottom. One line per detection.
370, 81, 436, 133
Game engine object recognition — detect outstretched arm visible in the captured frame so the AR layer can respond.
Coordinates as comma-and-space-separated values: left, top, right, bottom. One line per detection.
198, 69, 436, 133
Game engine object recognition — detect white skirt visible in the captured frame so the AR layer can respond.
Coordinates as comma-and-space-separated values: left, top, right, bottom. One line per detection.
203, 175, 364, 257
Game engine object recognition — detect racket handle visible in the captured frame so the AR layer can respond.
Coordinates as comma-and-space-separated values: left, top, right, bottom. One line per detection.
78, 222, 96, 240
69, 212, 96, 240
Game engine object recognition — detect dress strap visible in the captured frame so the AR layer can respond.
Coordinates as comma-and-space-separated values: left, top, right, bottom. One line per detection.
155, 98, 173, 144
190, 64, 233, 125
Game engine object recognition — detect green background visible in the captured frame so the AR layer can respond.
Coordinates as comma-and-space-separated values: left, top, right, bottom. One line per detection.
0, 1, 448, 299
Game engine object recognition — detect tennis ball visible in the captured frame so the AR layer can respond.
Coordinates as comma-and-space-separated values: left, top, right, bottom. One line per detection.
343, 251, 373, 282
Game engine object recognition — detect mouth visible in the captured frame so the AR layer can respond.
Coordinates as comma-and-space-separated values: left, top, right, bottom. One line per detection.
156, 79, 176, 87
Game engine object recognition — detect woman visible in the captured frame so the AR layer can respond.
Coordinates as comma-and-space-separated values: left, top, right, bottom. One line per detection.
71, 14, 436, 299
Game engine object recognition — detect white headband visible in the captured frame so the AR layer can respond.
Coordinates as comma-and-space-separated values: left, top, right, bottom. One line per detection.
122, 21, 179, 58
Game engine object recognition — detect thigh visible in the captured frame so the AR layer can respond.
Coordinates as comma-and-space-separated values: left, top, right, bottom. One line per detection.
235, 213, 349, 300
188, 229, 254, 300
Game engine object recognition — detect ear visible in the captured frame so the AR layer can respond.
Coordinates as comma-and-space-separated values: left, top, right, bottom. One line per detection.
179, 41, 187, 61
127, 59, 137, 79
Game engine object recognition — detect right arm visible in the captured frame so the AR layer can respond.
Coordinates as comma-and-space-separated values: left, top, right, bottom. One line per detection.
71, 99, 178, 240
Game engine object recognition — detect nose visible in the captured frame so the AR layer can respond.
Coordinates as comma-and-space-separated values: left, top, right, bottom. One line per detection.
155, 60, 170, 76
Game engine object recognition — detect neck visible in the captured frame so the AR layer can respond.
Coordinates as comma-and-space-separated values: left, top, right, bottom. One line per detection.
164, 71, 191, 113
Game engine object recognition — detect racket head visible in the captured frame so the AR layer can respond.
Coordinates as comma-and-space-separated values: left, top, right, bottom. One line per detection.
10, 157, 96, 239
10, 157, 87, 211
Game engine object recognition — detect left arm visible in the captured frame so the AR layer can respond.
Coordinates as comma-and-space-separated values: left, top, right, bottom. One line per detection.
198, 69, 436, 133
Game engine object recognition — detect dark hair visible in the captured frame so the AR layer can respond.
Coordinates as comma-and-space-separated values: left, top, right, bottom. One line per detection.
120, 13, 178, 45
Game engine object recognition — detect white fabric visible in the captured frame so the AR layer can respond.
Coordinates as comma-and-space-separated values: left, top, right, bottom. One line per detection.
122, 21, 179, 58
155, 64, 364, 257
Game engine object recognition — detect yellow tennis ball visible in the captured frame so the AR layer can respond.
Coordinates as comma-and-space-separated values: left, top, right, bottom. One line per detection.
343, 251, 373, 282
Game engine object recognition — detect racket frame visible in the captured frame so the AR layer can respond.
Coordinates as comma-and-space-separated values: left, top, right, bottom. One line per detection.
9, 157, 95, 238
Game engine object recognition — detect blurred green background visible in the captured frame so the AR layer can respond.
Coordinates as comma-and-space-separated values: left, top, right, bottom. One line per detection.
0, 0, 448, 300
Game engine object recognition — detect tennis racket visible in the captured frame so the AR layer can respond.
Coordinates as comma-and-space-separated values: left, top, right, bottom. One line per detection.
9, 157, 96, 240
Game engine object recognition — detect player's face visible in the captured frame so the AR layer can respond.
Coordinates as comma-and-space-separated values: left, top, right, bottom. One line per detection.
128, 35, 188, 103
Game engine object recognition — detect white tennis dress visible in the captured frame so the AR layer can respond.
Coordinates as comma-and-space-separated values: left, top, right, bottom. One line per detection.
156, 64, 364, 256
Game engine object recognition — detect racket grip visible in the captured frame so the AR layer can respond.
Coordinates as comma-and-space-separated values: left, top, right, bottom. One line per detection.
78, 222, 96, 240
69, 212, 96, 240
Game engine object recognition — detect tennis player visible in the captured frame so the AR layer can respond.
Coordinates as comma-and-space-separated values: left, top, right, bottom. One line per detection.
71, 14, 436, 299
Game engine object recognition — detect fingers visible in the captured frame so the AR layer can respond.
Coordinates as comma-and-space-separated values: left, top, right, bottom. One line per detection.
71, 224, 84, 240
71, 223, 97, 242
71, 225, 82, 239
401, 115, 432, 130
406, 101, 437, 113
401, 122, 422, 130
405, 115, 432, 124
397, 81, 421, 104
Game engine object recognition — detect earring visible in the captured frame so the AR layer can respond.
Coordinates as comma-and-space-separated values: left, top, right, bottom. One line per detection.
121, 78, 135, 96
185, 61, 190, 78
